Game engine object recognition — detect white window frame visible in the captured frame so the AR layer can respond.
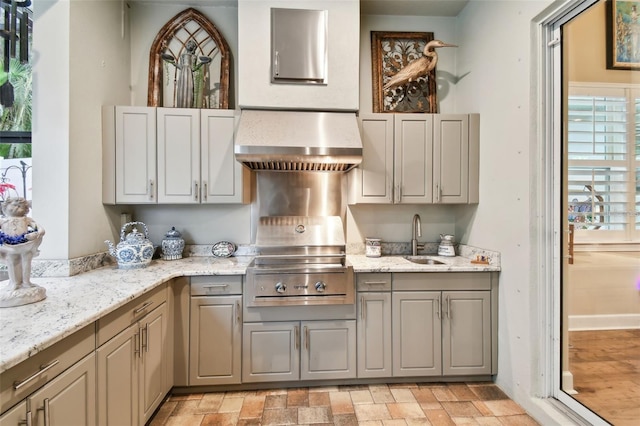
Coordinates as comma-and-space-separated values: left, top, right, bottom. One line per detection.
567, 82, 640, 245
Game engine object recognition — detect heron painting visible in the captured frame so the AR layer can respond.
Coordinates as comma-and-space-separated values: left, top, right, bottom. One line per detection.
383, 39, 457, 91
372, 31, 454, 113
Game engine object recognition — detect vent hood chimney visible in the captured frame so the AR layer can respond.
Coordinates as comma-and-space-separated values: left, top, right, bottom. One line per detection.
234, 110, 363, 172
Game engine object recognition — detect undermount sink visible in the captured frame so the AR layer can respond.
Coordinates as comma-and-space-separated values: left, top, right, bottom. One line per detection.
403, 256, 445, 265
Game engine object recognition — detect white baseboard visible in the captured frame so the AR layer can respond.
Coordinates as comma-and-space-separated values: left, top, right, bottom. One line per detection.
568, 314, 640, 331
562, 371, 577, 395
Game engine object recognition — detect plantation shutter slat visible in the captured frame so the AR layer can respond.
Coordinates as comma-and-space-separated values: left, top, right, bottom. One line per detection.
567, 91, 636, 233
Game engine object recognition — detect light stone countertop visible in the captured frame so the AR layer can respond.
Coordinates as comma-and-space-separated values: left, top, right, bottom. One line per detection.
348, 254, 501, 273
0, 249, 500, 374
0, 256, 252, 374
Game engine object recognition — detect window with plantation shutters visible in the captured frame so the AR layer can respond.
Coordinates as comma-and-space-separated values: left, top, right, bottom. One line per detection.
567, 84, 639, 242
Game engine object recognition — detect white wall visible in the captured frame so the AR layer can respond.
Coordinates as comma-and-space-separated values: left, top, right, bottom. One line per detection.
359, 13, 458, 114
33, 0, 130, 259
32, 1, 71, 260
455, 0, 553, 414
238, 0, 360, 110
129, 2, 239, 107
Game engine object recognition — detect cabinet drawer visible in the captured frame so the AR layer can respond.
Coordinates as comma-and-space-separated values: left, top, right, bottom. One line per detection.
356, 273, 391, 291
393, 272, 492, 291
0, 324, 95, 414
97, 282, 167, 346
191, 275, 242, 296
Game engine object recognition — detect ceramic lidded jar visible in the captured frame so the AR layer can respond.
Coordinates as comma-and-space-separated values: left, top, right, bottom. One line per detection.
161, 226, 185, 260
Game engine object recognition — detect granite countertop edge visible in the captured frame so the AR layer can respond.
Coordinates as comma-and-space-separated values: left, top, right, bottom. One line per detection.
0, 251, 500, 374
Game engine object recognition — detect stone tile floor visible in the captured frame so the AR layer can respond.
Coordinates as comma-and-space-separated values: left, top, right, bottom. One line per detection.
148, 382, 540, 425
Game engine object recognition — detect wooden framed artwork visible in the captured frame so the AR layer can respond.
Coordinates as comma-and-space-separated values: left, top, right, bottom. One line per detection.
606, 0, 640, 70
371, 31, 436, 113
148, 8, 230, 108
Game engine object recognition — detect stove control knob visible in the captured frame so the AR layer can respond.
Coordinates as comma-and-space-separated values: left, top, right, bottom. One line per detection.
275, 282, 287, 294
315, 281, 326, 293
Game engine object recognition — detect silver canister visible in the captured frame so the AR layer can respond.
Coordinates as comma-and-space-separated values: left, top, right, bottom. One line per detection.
161, 226, 185, 260
365, 238, 382, 257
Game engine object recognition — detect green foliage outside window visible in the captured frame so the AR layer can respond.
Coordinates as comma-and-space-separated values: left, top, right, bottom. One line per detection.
0, 57, 32, 158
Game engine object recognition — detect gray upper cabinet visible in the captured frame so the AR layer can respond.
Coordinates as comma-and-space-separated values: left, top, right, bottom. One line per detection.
103, 106, 246, 205
351, 113, 479, 204
271, 8, 327, 84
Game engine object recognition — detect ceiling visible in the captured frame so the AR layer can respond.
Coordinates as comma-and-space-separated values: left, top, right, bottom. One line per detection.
132, 1, 470, 17
360, 0, 469, 17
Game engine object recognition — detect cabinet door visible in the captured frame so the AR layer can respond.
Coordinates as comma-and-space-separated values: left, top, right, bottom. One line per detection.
242, 322, 299, 383
157, 108, 201, 203
139, 303, 168, 425
357, 293, 392, 378
189, 295, 242, 385
433, 114, 469, 204
394, 115, 433, 204
97, 324, 139, 426
29, 353, 96, 426
201, 110, 245, 203
0, 400, 27, 426
352, 114, 394, 204
301, 320, 356, 380
442, 291, 492, 375
115, 106, 157, 203
392, 291, 442, 376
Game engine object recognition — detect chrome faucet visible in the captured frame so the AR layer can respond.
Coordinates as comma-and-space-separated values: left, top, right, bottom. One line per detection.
411, 214, 425, 256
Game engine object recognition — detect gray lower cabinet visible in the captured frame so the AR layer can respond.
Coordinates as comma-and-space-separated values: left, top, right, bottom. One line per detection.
188, 276, 243, 386
242, 320, 356, 383
441, 291, 491, 375
356, 272, 392, 378
392, 273, 496, 378
0, 353, 96, 426
392, 291, 443, 376
96, 284, 170, 426
189, 295, 242, 385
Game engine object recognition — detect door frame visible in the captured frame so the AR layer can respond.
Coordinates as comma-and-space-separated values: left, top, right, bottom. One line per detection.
535, 1, 611, 424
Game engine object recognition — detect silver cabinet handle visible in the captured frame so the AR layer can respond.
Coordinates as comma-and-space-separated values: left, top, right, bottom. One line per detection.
18, 400, 32, 426
203, 181, 208, 201
235, 300, 241, 324
134, 301, 153, 314
435, 183, 440, 202
13, 360, 59, 390
36, 398, 50, 426
363, 281, 387, 285
142, 323, 149, 353
274, 51, 280, 76
204, 284, 228, 290
436, 295, 441, 319
446, 295, 451, 319
149, 180, 154, 200
194, 181, 199, 201
360, 296, 365, 320
134, 331, 141, 357
304, 326, 309, 350
294, 326, 299, 350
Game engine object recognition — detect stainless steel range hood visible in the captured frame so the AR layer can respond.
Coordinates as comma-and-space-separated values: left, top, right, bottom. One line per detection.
234, 110, 363, 172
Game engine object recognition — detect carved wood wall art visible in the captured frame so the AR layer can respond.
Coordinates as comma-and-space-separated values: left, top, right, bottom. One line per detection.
148, 8, 230, 109
371, 31, 437, 113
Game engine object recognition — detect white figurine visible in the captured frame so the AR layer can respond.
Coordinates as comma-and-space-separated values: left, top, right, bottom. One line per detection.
0, 197, 46, 307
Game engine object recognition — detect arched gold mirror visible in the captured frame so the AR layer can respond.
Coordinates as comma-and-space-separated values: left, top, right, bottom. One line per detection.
147, 8, 230, 109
